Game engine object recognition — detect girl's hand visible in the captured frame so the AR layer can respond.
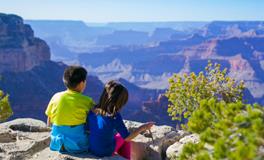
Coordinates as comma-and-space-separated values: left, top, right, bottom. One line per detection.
141, 122, 155, 131
125, 122, 155, 141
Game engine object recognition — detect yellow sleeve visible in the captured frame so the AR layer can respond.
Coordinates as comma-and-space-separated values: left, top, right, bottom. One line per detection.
90, 99, 95, 109
87, 97, 95, 110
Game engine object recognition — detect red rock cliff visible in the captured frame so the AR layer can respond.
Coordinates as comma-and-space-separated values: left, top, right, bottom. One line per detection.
0, 13, 50, 73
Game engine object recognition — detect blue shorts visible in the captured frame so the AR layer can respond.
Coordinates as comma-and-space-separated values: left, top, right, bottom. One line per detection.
50, 124, 89, 153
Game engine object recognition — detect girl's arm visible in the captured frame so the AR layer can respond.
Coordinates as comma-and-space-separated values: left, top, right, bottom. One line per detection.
125, 122, 155, 141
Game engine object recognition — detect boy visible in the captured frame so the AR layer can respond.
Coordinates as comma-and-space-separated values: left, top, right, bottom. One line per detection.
45, 66, 94, 153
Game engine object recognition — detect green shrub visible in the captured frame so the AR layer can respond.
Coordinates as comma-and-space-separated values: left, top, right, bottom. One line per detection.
165, 61, 263, 159
166, 61, 245, 121
179, 99, 264, 160
0, 89, 13, 122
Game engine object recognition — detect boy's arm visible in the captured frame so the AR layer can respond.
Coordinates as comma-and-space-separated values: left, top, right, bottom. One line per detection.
88, 98, 96, 110
45, 94, 56, 127
47, 117, 52, 127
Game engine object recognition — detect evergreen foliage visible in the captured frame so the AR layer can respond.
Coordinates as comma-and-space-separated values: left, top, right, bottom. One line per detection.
166, 61, 264, 159
166, 61, 245, 121
0, 89, 13, 122
179, 99, 264, 160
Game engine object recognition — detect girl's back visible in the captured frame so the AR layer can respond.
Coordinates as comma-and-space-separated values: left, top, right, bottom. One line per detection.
88, 110, 130, 157
87, 80, 154, 159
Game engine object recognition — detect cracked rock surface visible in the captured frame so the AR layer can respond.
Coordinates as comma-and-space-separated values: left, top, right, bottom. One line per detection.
0, 119, 192, 160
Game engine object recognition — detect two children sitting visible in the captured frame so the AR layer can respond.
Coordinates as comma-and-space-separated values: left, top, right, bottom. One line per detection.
45, 66, 154, 159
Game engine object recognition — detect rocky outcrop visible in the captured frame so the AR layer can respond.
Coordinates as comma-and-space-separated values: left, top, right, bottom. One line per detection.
0, 118, 51, 160
123, 120, 189, 160
0, 118, 124, 160
0, 13, 50, 73
0, 118, 194, 160
166, 134, 199, 159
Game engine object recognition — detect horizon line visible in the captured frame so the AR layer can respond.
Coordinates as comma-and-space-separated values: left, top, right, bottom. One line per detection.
25, 19, 264, 23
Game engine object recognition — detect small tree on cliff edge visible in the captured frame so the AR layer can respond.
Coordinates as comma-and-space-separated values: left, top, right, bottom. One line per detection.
179, 99, 264, 160
0, 89, 13, 122
165, 61, 264, 159
165, 61, 245, 122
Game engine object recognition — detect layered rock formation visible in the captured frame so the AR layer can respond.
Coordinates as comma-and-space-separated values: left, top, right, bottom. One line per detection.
0, 13, 50, 73
180, 36, 264, 101
0, 13, 171, 126
131, 94, 175, 127
201, 21, 264, 38
0, 118, 193, 160
78, 21, 264, 106
0, 13, 104, 121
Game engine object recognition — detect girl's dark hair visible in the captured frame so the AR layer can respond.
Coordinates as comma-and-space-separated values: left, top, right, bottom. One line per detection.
63, 66, 87, 89
96, 80, 128, 116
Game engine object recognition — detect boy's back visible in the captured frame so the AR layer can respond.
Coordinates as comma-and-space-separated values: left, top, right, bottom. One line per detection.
45, 66, 94, 153
46, 89, 94, 126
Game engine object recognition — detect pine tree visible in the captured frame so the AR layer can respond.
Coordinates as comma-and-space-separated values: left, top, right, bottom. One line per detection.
0, 89, 13, 122
166, 61, 245, 121
179, 99, 264, 160
166, 61, 264, 159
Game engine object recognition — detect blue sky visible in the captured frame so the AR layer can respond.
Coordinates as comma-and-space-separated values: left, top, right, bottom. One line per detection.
0, 0, 263, 22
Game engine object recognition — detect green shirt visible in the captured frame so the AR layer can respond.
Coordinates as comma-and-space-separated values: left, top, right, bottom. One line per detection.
45, 89, 95, 126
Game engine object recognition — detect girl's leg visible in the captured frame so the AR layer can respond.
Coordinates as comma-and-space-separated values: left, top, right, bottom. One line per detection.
114, 133, 131, 160
118, 140, 131, 159
130, 141, 145, 160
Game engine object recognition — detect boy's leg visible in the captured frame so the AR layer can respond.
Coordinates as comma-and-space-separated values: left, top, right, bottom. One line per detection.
114, 133, 131, 159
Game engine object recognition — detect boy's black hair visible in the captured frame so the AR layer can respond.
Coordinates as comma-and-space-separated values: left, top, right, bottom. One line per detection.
63, 66, 87, 89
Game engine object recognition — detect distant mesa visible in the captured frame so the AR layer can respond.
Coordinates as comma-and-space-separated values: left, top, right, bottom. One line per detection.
202, 21, 264, 38
96, 30, 149, 46
0, 13, 50, 73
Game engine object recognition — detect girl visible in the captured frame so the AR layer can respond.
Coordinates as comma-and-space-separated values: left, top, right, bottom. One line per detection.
87, 80, 154, 159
